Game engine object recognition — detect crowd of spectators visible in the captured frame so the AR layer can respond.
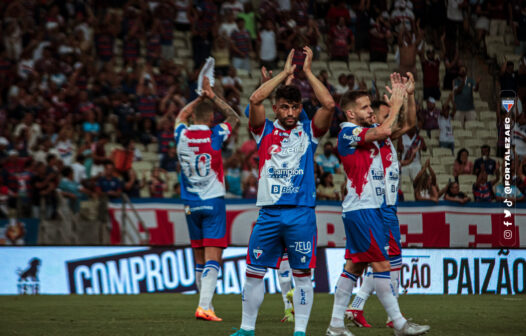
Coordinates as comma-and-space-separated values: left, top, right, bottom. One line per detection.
1, 0, 526, 221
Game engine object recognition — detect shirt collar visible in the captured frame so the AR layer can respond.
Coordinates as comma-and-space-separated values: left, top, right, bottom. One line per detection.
189, 125, 210, 130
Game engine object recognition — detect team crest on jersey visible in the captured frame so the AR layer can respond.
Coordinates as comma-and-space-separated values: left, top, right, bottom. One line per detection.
219, 123, 229, 131
352, 127, 363, 136
301, 256, 306, 263
184, 206, 191, 215
253, 249, 263, 259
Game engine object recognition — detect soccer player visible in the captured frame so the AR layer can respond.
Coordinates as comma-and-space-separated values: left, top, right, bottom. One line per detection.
346, 73, 418, 329
174, 76, 240, 321
326, 81, 429, 336
231, 46, 335, 336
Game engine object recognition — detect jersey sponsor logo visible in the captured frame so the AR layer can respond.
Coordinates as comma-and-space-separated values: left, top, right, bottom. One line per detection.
342, 133, 361, 145
292, 241, 312, 255
271, 185, 300, 194
274, 130, 290, 137
219, 123, 229, 132
376, 187, 385, 196
268, 144, 306, 155
266, 166, 304, 179
388, 171, 399, 181
269, 144, 282, 154
185, 138, 211, 144
371, 169, 384, 180
386, 153, 393, 162
300, 256, 306, 264
253, 249, 263, 259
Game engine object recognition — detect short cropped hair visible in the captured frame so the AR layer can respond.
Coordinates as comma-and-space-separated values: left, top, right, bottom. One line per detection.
275, 85, 302, 103
194, 100, 214, 121
371, 100, 389, 111
340, 90, 370, 111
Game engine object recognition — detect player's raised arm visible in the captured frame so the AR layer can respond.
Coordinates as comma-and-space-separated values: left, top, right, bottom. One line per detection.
391, 72, 417, 139
200, 76, 240, 128
175, 95, 202, 126
303, 46, 335, 133
359, 84, 404, 143
249, 49, 296, 129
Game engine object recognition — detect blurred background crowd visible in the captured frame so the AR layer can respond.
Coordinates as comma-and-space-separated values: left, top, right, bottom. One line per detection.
1, 0, 526, 222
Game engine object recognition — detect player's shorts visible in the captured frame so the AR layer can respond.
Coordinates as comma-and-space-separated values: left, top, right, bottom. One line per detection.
343, 208, 389, 263
382, 205, 402, 257
184, 197, 227, 248
246, 206, 317, 270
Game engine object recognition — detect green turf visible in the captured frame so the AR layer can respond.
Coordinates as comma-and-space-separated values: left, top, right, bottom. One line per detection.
1, 294, 525, 335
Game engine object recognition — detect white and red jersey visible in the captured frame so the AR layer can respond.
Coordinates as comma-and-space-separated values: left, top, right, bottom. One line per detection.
174, 122, 232, 201
380, 137, 400, 206
337, 122, 386, 212
250, 119, 323, 207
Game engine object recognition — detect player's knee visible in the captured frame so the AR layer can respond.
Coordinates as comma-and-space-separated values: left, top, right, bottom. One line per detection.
371, 260, 391, 273
245, 264, 267, 279
344, 260, 365, 276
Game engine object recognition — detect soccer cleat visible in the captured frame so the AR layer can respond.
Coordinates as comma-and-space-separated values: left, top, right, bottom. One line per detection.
386, 321, 394, 328
281, 307, 294, 322
286, 289, 295, 306
344, 309, 371, 328
230, 328, 255, 336
394, 321, 430, 336
195, 306, 222, 321
326, 325, 355, 336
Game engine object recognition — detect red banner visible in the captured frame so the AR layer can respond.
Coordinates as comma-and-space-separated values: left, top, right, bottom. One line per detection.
108, 202, 525, 248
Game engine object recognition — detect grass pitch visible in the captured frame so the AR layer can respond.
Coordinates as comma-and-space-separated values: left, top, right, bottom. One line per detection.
1, 294, 524, 336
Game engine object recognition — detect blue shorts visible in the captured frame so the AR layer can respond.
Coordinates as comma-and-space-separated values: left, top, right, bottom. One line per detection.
343, 208, 389, 263
381, 205, 402, 256
184, 197, 227, 248
247, 206, 317, 270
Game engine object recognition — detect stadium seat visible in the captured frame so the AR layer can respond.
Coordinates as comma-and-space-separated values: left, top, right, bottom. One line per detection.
348, 61, 368, 72
479, 110, 497, 121
436, 174, 452, 187
474, 100, 489, 111
146, 143, 158, 153
328, 61, 349, 72
451, 120, 462, 129
464, 138, 482, 149
427, 138, 439, 147
430, 129, 440, 139
458, 174, 477, 185
141, 152, 158, 162
455, 129, 472, 138
465, 120, 486, 130
132, 161, 153, 172
433, 147, 453, 157
369, 62, 389, 73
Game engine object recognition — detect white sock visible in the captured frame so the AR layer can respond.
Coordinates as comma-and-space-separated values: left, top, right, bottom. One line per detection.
330, 270, 357, 328
374, 271, 406, 330
198, 260, 220, 310
240, 265, 267, 331
292, 270, 314, 333
278, 257, 293, 310
195, 264, 204, 292
350, 266, 374, 310
389, 255, 402, 299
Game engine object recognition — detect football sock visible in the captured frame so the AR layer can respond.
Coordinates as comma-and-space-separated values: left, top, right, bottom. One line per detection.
389, 255, 402, 299
195, 263, 204, 292
374, 271, 406, 330
330, 270, 357, 328
278, 257, 293, 310
198, 260, 220, 310
240, 265, 267, 331
292, 270, 314, 333
350, 266, 374, 310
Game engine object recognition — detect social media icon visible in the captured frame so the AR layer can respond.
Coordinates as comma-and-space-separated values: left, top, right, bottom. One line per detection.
504, 210, 511, 218
504, 230, 513, 239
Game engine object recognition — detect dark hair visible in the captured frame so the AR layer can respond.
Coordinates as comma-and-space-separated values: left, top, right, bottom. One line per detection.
320, 172, 334, 187
236, 17, 244, 24
481, 144, 490, 150
371, 100, 389, 111
61, 166, 73, 177
46, 154, 56, 163
340, 90, 369, 111
446, 181, 459, 195
76, 154, 85, 163
324, 141, 333, 148
456, 148, 469, 164
275, 85, 302, 103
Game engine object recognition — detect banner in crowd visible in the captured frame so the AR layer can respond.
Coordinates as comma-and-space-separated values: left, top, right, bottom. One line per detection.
0, 247, 523, 295
0, 218, 39, 245
108, 201, 526, 248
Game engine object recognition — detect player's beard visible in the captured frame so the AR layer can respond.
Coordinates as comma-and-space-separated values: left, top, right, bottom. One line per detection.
278, 115, 299, 130
356, 114, 374, 127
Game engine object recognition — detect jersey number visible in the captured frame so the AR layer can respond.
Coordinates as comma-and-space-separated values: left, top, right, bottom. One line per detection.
180, 153, 211, 177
